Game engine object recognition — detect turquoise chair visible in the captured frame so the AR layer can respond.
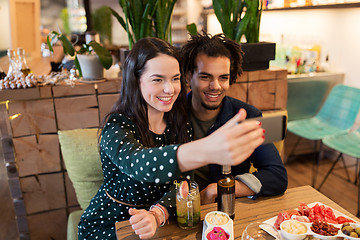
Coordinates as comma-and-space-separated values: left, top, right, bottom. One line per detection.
317, 125, 360, 216
287, 84, 360, 187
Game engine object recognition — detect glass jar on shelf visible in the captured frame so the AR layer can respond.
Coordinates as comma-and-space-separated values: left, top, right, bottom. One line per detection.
17, 48, 32, 76
7, 49, 19, 77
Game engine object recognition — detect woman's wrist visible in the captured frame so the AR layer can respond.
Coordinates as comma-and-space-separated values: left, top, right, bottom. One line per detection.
149, 204, 168, 227
149, 209, 161, 226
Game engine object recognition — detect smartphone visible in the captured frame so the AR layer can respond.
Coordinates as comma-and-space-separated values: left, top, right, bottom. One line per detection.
243, 114, 287, 144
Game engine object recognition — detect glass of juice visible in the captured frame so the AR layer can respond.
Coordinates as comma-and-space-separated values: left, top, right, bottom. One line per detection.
176, 180, 201, 229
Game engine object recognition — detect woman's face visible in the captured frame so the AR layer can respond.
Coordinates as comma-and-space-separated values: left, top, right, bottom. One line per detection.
140, 54, 181, 115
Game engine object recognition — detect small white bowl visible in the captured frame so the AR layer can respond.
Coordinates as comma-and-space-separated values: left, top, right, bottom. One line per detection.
280, 220, 308, 240
205, 211, 231, 227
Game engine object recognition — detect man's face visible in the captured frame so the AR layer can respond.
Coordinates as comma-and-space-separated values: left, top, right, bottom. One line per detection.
189, 54, 231, 111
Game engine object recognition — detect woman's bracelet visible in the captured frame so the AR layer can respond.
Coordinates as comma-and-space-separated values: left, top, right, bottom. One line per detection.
149, 204, 166, 227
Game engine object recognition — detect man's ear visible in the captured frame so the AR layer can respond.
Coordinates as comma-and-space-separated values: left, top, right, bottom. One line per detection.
185, 72, 191, 86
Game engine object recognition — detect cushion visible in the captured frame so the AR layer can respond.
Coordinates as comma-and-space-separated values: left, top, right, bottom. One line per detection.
67, 210, 84, 240
58, 128, 103, 210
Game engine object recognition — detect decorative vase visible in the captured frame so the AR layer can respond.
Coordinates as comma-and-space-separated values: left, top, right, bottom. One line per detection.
241, 42, 276, 72
77, 54, 104, 80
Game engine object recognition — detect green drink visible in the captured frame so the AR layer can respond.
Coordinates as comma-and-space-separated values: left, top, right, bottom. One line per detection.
176, 180, 201, 229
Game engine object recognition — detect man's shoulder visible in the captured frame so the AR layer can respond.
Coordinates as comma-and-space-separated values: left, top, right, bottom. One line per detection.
224, 96, 262, 118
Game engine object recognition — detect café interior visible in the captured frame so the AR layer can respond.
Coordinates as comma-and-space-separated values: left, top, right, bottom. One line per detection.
0, 0, 359, 239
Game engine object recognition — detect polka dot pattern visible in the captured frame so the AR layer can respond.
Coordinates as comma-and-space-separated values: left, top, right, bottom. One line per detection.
77, 114, 189, 239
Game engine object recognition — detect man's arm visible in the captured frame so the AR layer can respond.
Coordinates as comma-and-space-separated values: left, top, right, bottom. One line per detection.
245, 143, 288, 197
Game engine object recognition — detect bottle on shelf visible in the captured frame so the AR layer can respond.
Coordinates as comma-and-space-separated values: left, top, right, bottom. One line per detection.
217, 165, 235, 219
7, 49, 19, 77
0, 65, 6, 79
17, 48, 32, 76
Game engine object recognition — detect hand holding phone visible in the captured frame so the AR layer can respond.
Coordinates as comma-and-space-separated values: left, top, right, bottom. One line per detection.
242, 114, 287, 144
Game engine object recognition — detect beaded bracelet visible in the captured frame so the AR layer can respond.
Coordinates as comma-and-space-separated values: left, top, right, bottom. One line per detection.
149, 204, 166, 227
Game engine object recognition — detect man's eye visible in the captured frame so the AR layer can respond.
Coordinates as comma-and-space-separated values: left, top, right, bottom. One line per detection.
199, 75, 209, 80
173, 77, 180, 81
220, 76, 230, 81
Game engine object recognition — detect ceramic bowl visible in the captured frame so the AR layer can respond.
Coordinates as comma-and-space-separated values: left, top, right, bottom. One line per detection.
280, 220, 308, 240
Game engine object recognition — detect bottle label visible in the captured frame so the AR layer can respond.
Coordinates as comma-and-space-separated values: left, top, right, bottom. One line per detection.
220, 193, 235, 216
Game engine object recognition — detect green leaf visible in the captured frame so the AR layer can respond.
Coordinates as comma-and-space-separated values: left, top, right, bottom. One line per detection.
186, 23, 197, 36
58, 34, 75, 56
74, 56, 82, 78
46, 35, 54, 53
88, 41, 113, 69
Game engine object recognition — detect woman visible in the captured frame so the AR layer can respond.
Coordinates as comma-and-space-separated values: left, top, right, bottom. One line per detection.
78, 38, 264, 239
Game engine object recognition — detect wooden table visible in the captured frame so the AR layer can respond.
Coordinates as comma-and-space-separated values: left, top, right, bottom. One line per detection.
115, 185, 359, 239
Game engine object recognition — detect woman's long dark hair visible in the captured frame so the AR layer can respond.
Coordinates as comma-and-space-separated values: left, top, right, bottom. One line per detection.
103, 38, 189, 147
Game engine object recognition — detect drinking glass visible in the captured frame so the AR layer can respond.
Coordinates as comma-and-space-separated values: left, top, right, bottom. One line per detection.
242, 222, 280, 240
176, 180, 201, 229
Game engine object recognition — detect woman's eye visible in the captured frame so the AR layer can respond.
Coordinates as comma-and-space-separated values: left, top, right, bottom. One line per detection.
152, 78, 162, 82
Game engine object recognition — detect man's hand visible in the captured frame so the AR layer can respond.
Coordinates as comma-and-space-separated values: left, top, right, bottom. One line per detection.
128, 208, 158, 239
200, 183, 217, 205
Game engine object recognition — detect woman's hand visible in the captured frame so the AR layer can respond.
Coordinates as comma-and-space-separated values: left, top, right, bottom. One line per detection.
200, 183, 217, 205
128, 208, 158, 239
177, 109, 264, 172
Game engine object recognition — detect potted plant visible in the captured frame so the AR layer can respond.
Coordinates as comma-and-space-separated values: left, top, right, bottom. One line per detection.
212, 0, 275, 71
47, 31, 113, 80
108, 0, 176, 65
109, 0, 176, 49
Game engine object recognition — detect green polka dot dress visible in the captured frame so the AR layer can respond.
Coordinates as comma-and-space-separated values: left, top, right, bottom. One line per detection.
78, 113, 191, 240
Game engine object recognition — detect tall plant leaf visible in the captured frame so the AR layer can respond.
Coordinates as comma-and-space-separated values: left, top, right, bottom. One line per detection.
88, 41, 113, 69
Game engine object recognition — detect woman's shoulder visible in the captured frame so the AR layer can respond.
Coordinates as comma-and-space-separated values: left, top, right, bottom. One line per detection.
107, 113, 134, 124
105, 113, 138, 131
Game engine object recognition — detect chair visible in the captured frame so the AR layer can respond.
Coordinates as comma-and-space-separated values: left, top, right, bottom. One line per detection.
287, 84, 360, 187
317, 124, 360, 217
58, 128, 103, 240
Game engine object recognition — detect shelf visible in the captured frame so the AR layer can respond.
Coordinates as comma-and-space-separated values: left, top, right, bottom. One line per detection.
264, 2, 360, 10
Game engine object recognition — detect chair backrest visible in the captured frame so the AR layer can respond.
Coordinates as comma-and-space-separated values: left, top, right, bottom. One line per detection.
58, 128, 103, 210
316, 84, 360, 130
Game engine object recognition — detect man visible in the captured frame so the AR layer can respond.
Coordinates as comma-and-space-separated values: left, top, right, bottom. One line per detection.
180, 32, 288, 204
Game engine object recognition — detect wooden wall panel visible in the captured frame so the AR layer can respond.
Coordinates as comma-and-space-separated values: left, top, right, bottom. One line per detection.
8, 99, 57, 137
52, 84, 96, 97
65, 172, 79, 207
97, 78, 122, 94
20, 173, 66, 214
227, 83, 248, 103
54, 95, 99, 130
13, 135, 60, 177
27, 209, 67, 240
248, 80, 276, 110
275, 78, 288, 110
98, 93, 120, 121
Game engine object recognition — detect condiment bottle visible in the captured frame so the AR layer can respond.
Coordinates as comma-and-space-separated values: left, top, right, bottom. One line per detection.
17, 48, 32, 76
217, 165, 235, 219
7, 49, 19, 77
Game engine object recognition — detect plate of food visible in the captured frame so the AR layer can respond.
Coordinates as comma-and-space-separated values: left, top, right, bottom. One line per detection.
263, 202, 359, 240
